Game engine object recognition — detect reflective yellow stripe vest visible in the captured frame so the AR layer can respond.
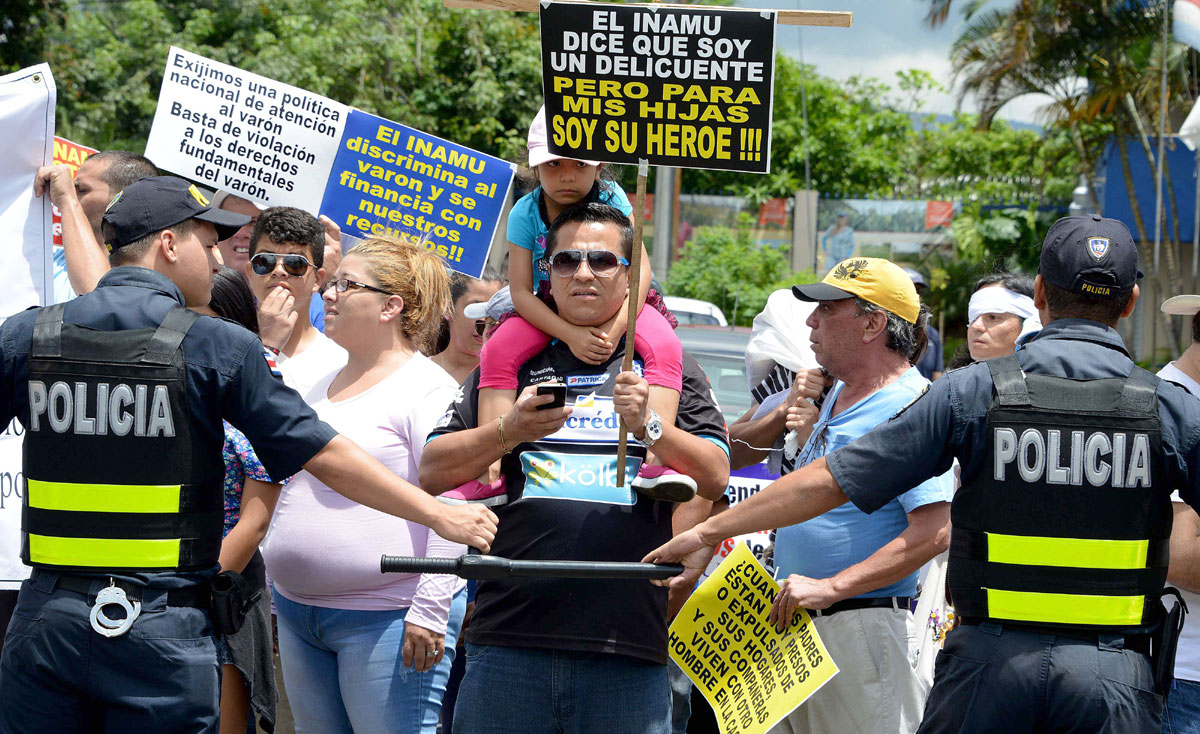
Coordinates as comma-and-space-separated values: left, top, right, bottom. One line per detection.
21, 305, 223, 572
949, 355, 1172, 630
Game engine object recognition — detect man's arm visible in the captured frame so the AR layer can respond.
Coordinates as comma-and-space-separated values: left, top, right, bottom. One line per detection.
1169, 503, 1200, 594
304, 434, 497, 551
767, 501, 950, 628
35, 166, 110, 295
419, 386, 572, 494
644, 458, 849, 589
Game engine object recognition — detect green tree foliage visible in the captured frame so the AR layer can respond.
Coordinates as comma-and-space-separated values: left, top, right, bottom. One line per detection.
664, 219, 817, 326
7, 0, 543, 160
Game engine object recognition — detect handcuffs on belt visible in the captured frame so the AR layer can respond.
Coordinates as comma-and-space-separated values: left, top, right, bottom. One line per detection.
89, 580, 140, 637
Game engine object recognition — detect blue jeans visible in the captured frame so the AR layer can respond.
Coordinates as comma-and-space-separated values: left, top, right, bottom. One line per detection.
274, 588, 466, 734
1164, 678, 1200, 733
453, 643, 670, 733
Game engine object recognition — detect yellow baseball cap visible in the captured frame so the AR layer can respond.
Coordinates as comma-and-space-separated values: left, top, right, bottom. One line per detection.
792, 257, 920, 324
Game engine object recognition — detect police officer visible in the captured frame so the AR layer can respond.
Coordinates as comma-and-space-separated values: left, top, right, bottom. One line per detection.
0, 176, 497, 733
648, 215, 1200, 732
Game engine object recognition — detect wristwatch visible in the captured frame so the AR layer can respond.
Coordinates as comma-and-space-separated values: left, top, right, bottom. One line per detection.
640, 409, 663, 447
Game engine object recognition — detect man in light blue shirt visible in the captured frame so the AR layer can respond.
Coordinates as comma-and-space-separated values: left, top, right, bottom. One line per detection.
770, 257, 952, 734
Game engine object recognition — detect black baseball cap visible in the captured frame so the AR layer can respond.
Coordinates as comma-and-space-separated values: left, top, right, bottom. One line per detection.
1039, 215, 1142, 299
100, 176, 250, 251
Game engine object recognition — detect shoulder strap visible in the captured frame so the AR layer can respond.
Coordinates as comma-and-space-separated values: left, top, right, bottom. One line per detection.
142, 307, 201, 366
1117, 366, 1160, 414
986, 354, 1031, 406
30, 303, 67, 359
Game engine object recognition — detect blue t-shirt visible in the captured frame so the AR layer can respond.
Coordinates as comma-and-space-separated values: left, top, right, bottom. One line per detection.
506, 181, 633, 293
773, 367, 953, 599
309, 295, 325, 332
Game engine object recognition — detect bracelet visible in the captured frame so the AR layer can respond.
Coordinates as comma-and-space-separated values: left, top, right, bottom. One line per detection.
497, 415, 510, 455
264, 344, 281, 355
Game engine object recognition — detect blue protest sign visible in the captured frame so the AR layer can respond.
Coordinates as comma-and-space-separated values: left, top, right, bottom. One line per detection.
320, 109, 515, 277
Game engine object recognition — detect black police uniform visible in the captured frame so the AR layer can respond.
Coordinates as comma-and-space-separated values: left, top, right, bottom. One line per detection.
824, 317, 1200, 732
0, 267, 335, 733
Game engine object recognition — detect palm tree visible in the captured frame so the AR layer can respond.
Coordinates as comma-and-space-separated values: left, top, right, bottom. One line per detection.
927, 0, 1198, 354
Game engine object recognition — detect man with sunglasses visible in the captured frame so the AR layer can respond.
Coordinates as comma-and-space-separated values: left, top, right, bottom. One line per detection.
242, 206, 347, 396
730, 258, 952, 734
420, 202, 731, 733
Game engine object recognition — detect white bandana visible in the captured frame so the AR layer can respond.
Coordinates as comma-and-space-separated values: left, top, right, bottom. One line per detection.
968, 287, 1042, 343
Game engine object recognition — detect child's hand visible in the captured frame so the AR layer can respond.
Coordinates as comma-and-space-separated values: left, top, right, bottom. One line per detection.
565, 325, 614, 364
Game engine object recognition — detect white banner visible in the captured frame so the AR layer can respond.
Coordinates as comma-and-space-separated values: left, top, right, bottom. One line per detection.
145, 47, 348, 211
0, 62, 56, 588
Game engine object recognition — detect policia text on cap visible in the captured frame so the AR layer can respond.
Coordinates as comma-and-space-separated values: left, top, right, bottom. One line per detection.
648, 216, 1200, 732
0, 176, 497, 733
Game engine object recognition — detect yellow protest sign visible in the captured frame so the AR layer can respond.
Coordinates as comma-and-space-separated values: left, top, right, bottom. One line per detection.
669, 543, 838, 734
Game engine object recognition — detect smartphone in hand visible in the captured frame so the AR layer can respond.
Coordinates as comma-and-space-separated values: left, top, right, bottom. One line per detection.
536, 383, 567, 410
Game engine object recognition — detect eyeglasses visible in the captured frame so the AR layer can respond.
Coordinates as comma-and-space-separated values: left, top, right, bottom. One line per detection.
322, 278, 393, 296
474, 319, 488, 337
547, 249, 630, 278
249, 253, 316, 278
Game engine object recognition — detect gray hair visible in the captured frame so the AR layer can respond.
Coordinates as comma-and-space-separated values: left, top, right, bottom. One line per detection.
853, 297, 930, 364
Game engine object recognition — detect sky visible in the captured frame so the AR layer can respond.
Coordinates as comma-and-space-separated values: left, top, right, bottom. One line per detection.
736, 0, 1052, 125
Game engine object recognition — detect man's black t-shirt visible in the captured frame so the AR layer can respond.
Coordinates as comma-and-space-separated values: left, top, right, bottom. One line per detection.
428, 344, 728, 664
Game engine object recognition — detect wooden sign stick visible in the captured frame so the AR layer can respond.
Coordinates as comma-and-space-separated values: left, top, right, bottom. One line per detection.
443, 0, 853, 28
616, 159, 649, 488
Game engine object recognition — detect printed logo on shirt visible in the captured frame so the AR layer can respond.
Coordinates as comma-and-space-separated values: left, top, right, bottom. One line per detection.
632, 360, 644, 378
453, 386, 465, 404
567, 373, 609, 388
519, 451, 640, 505
544, 396, 632, 444
435, 410, 453, 429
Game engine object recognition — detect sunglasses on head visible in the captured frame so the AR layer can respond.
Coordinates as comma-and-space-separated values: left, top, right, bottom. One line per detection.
547, 249, 630, 278
249, 252, 315, 278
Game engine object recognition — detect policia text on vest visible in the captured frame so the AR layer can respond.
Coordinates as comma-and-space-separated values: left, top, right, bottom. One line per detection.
21, 304, 224, 573
28, 380, 176, 437
950, 355, 1171, 632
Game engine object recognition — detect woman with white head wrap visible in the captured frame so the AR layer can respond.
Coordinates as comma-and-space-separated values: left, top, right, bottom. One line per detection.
949, 273, 1040, 367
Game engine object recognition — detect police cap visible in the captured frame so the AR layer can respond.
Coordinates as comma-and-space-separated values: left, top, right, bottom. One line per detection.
1039, 215, 1141, 300
101, 176, 250, 251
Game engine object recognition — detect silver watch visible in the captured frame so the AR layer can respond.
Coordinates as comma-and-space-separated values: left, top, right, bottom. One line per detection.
640, 409, 663, 447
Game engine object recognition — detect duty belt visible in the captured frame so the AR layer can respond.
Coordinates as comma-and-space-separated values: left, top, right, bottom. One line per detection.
33, 570, 210, 638
807, 596, 912, 618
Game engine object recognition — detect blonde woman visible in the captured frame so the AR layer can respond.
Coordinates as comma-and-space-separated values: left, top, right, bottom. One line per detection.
263, 236, 464, 734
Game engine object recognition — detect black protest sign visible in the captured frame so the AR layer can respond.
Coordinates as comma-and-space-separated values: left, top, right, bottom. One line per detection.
540, 2, 775, 173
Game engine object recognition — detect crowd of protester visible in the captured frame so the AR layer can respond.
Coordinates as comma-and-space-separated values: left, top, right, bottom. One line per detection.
11, 100, 1200, 734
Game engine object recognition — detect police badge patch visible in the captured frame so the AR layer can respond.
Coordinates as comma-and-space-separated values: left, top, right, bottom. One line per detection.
1087, 237, 1110, 261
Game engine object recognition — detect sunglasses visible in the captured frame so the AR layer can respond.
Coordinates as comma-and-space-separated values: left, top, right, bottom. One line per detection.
249, 252, 316, 278
322, 278, 392, 296
547, 249, 630, 278
474, 319, 488, 337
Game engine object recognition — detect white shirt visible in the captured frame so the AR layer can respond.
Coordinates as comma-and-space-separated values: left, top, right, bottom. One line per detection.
1158, 362, 1200, 683
277, 331, 348, 396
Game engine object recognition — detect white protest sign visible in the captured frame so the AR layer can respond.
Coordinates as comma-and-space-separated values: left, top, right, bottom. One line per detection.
0, 62, 56, 589
145, 47, 349, 211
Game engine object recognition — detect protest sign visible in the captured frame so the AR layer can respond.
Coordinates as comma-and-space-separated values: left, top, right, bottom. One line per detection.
0, 62, 56, 589
319, 110, 514, 274
51, 137, 98, 246
540, 2, 775, 173
145, 48, 512, 277
670, 543, 838, 734
145, 47, 348, 212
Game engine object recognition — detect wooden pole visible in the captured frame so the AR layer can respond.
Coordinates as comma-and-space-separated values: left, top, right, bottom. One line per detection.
443, 0, 853, 27
616, 159, 649, 488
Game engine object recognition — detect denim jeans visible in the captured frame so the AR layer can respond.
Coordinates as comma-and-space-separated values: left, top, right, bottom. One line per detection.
1164, 678, 1200, 733
452, 643, 670, 734
274, 588, 466, 734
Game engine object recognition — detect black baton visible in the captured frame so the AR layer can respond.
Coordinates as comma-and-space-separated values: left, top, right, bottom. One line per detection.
381, 553, 683, 580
